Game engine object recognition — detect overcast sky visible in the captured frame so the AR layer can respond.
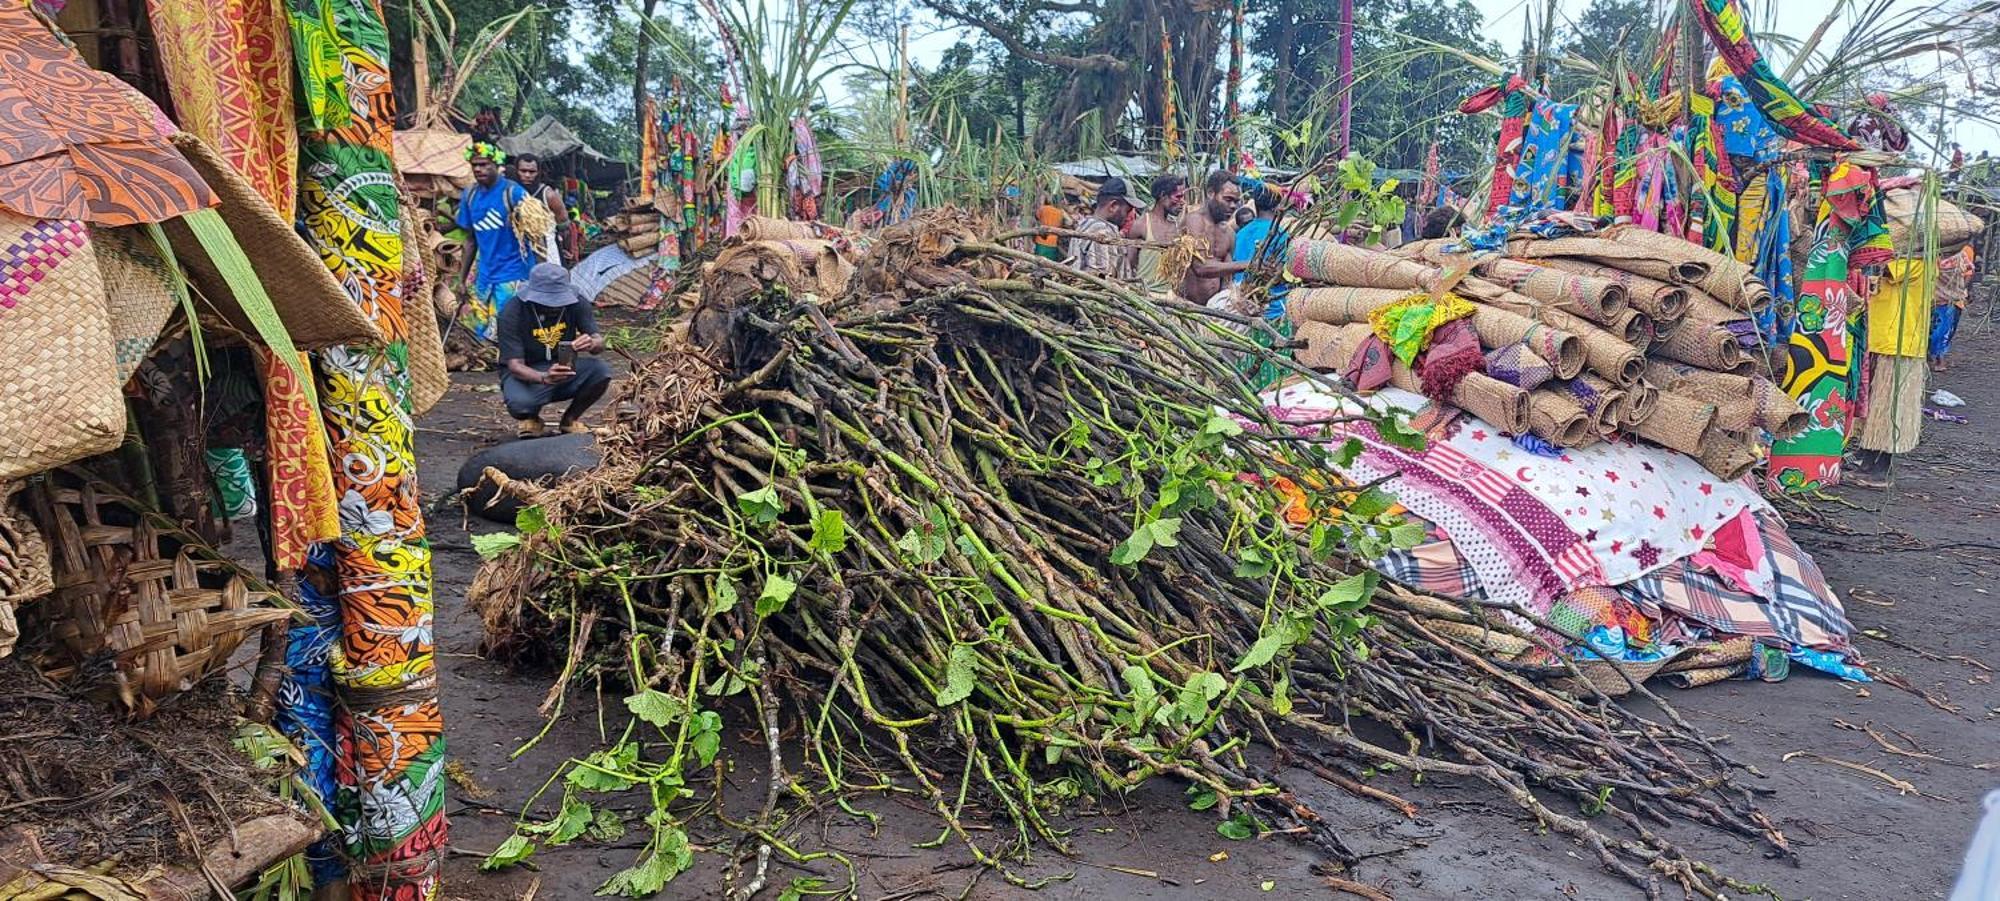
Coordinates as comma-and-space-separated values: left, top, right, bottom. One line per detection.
1471, 0, 1993, 159
884, 0, 1992, 159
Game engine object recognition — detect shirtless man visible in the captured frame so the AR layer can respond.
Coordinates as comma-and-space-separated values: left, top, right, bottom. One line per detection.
1177, 170, 1244, 303
1133, 174, 1187, 295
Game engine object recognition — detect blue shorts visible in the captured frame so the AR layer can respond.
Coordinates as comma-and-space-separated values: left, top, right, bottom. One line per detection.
500, 356, 611, 419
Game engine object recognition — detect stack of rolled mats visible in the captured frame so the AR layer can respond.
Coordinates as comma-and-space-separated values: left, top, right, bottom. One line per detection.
1286, 226, 1804, 480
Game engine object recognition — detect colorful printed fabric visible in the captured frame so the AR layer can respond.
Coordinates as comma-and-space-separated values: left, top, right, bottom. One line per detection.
1415, 318, 1484, 400
288, 0, 445, 895
1461, 75, 1531, 217
275, 544, 346, 885
1367, 292, 1474, 365
1262, 382, 1765, 617
1713, 74, 1782, 163
144, 0, 299, 221
1692, 0, 1857, 150
0, 5, 217, 225
1375, 538, 1482, 599
1689, 507, 1771, 597
1341, 332, 1393, 392
1689, 84, 1738, 253
1769, 163, 1875, 493
258, 348, 340, 570
1618, 513, 1857, 658
1509, 95, 1578, 213
1750, 172, 1795, 344
465, 278, 520, 344
285, 0, 348, 131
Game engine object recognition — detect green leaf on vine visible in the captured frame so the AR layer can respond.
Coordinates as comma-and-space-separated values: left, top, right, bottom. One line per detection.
934, 643, 978, 706
624, 689, 686, 729
736, 485, 784, 526
808, 509, 847, 554
480, 834, 535, 870
756, 572, 797, 617
470, 532, 522, 559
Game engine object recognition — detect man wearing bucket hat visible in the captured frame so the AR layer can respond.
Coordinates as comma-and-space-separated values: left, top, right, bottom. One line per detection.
498, 262, 612, 438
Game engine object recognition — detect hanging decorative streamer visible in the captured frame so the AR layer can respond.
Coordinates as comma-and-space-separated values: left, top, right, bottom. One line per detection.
286, 0, 446, 896
1159, 23, 1180, 164
1220, 0, 1244, 166
1768, 163, 1877, 493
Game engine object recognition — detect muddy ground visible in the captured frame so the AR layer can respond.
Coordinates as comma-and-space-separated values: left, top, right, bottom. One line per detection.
425, 310, 1998, 900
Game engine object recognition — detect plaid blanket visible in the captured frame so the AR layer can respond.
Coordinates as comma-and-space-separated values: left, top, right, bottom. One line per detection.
1620, 512, 1855, 656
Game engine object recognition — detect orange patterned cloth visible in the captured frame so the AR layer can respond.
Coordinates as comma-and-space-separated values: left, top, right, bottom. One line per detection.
0, 5, 215, 224
256, 348, 339, 570
145, 0, 299, 220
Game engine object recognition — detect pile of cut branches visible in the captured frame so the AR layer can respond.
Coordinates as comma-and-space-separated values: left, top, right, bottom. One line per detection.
471, 211, 1787, 899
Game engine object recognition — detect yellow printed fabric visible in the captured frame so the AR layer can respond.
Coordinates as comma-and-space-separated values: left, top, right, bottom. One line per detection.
1866, 259, 1933, 358
1368, 292, 1476, 365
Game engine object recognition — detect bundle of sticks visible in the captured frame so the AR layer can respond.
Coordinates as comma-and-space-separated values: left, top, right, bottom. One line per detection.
1284, 225, 1805, 479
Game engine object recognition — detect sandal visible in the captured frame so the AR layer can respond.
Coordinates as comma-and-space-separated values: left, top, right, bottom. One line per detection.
559, 419, 589, 435
516, 418, 547, 439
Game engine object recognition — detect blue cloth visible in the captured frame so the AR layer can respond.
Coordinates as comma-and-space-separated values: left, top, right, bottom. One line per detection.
1509, 97, 1579, 212
1931, 302, 1962, 361
1715, 75, 1783, 163
1232, 217, 1292, 320
1753, 174, 1796, 345
274, 543, 345, 886
458, 178, 533, 296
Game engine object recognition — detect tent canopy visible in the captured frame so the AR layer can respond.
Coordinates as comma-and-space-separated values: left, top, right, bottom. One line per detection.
498, 115, 629, 185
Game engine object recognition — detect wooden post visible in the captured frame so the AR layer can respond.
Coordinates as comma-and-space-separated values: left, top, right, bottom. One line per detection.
896, 24, 910, 147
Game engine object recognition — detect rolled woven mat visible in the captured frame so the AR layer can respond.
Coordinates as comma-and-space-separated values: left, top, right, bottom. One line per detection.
1621, 383, 1658, 427
1505, 236, 1708, 285
741, 216, 821, 241
1531, 257, 1691, 322
1665, 662, 1749, 689
1667, 635, 1756, 670
1554, 374, 1628, 435
1607, 307, 1650, 345
1475, 257, 1626, 324
1527, 389, 1594, 447
1468, 305, 1585, 379
1386, 361, 1531, 433
1296, 320, 1375, 371
1753, 379, 1808, 439
1642, 362, 1760, 433
1423, 618, 1535, 659
773, 238, 856, 296
1286, 238, 1443, 291
1632, 390, 1716, 456
1462, 277, 1641, 385
1654, 320, 1746, 372
1294, 321, 1349, 371
1287, 286, 1416, 326
1603, 226, 1760, 310
1695, 432, 1760, 480
1682, 291, 1752, 333
1484, 342, 1555, 390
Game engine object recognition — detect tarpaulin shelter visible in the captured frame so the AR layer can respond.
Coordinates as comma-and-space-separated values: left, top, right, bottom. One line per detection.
499, 114, 631, 187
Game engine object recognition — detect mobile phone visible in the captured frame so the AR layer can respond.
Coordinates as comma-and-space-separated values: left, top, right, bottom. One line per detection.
555, 340, 576, 367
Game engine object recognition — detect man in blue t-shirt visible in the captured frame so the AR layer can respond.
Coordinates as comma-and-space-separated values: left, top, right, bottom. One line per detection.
457, 142, 534, 343
1232, 184, 1292, 321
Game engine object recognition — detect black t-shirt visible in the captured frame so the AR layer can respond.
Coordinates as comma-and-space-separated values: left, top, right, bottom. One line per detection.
498, 298, 598, 366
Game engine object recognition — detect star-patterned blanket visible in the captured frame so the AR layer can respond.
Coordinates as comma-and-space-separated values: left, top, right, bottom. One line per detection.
1261, 382, 1765, 616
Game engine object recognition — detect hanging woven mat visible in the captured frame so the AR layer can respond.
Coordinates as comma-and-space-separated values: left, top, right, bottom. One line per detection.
22, 469, 291, 716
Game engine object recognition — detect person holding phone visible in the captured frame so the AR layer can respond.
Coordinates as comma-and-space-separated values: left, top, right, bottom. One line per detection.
498, 262, 612, 438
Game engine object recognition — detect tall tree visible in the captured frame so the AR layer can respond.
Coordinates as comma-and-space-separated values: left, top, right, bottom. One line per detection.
1253, 0, 1500, 173
918, 0, 1225, 156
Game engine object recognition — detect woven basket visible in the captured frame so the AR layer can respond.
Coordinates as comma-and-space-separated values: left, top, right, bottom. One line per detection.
91, 227, 179, 384
0, 209, 124, 483
164, 133, 380, 350
401, 210, 450, 416
24, 472, 290, 715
